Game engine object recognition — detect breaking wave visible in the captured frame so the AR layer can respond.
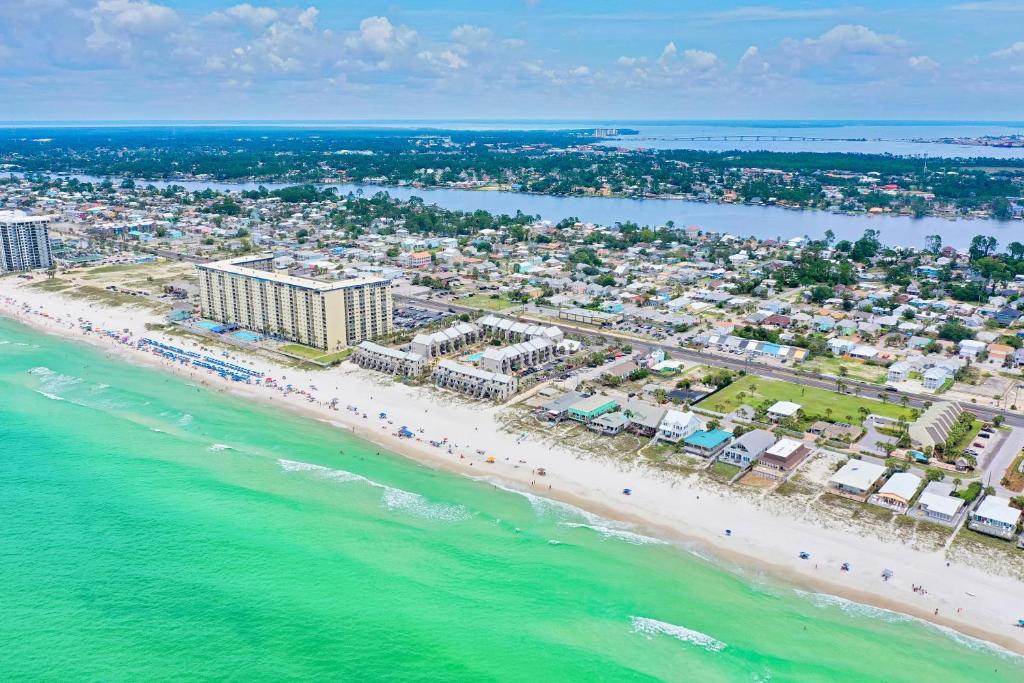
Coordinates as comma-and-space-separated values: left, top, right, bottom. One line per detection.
560, 522, 667, 546
630, 616, 727, 652
209, 444, 235, 452
279, 458, 471, 522
796, 590, 1024, 661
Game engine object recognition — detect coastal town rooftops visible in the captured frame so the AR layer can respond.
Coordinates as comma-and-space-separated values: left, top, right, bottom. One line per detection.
199, 255, 388, 292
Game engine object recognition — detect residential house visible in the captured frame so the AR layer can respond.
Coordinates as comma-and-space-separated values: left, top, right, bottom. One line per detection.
719, 429, 776, 467
887, 361, 911, 384
683, 429, 733, 459
958, 339, 986, 359
968, 495, 1022, 540
567, 395, 620, 423
914, 481, 966, 525
588, 411, 630, 436
656, 409, 703, 443
987, 343, 1014, 367
622, 400, 667, 437
868, 472, 921, 511
828, 459, 887, 500
752, 438, 810, 481
767, 401, 801, 422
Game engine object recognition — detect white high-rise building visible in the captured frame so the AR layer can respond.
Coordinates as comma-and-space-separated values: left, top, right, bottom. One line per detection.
197, 255, 393, 351
0, 211, 56, 273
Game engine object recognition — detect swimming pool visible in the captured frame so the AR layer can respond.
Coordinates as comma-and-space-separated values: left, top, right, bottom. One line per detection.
232, 330, 263, 342
195, 321, 220, 331
462, 352, 484, 362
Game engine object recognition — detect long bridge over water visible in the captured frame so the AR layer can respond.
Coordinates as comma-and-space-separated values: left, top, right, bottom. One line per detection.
625, 134, 879, 142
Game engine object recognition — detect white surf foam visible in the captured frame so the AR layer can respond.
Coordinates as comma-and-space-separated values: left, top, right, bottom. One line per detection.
630, 616, 727, 652
279, 458, 471, 522
209, 444, 235, 452
795, 589, 1024, 660
560, 522, 667, 546
35, 390, 64, 401
177, 414, 193, 427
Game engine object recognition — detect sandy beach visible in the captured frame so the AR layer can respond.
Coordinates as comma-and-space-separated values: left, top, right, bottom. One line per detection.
2, 276, 1023, 657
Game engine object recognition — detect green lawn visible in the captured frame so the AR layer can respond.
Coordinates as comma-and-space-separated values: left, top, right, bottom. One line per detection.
699, 375, 916, 424
280, 343, 328, 360
459, 294, 520, 311
279, 344, 354, 365
709, 461, 741, 480
800, 356, 887, 384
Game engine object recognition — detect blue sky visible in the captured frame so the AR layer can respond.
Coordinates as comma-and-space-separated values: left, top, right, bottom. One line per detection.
1, 1, 1022, 121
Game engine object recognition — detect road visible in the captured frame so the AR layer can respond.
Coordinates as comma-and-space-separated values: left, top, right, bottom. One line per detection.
397, 293, 1024, 430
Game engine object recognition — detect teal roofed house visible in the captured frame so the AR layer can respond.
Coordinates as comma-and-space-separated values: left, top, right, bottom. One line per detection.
567, 395, 619, 423
683, 429, 733, 458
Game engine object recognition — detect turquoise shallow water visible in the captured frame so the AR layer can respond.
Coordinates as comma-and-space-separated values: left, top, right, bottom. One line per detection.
0, 317, 1020, 682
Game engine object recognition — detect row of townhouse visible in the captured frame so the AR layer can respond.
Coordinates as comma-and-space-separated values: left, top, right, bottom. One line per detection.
477, 315, 565, 343
409, 322, 483, 358
354, 342, 427, 377
480, 337, 556, 374
432, 360, 519, 401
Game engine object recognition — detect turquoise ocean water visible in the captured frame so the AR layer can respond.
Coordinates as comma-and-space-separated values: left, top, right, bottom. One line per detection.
0, 316, 1020, 681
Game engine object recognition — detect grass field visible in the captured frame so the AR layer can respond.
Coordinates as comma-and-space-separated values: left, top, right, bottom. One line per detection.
279, 344, 353, 365
800, 356, 887, 384
458, 294, 520, 311
699, 375, 916, 424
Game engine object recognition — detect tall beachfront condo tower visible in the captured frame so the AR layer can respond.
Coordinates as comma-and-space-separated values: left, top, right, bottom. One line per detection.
196, 255, 393, 351
0, 211, 56, 273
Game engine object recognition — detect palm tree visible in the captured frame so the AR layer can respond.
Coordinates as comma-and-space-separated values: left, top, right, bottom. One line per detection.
825, 407, 833, 421
952, 477, 962, 492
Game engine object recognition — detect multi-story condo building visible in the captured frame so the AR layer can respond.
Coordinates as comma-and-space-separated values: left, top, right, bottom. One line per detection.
196, 255, 392, 350
0, 211, 56, 273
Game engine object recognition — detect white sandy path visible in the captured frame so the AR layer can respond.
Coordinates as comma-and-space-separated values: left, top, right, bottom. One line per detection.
1, 277, 1023, 657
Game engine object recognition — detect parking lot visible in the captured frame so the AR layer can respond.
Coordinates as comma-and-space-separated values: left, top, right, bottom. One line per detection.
393, 306, 454, 330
